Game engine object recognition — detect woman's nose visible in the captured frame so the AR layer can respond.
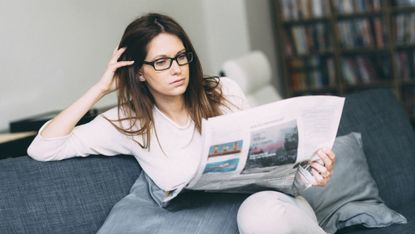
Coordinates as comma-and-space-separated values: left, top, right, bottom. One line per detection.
170, 59, 182, 74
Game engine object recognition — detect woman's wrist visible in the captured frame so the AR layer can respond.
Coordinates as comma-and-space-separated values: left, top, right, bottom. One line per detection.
91, 83, 113, 97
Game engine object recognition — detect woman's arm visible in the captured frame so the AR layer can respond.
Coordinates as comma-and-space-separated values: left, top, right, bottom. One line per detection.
27, 47, 135, 161
41, 47, 134, 138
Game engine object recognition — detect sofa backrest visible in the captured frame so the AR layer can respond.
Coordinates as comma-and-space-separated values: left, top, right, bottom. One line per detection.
337, 89, 415, 209
0, 155, 141, 234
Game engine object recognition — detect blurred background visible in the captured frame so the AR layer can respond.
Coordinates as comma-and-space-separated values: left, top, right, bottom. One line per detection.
2, 0, 415, 138
0, 0, 279, 132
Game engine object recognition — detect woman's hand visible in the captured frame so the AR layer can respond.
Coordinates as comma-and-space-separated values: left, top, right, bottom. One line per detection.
36, 47, 134, 139
94, 47, 135, 95
310, 148, 336, 187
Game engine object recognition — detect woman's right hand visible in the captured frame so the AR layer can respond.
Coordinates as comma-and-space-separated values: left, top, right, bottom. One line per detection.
94, 47, 135, 95
37, 47, 134, 139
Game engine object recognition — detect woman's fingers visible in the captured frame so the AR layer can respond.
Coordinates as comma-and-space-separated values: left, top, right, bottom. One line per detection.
96, 47, 134, 94
311, 161, 328, 176
113, 60, 135, 69
311, 168, 327, 186
110, 47, 127, 64
112, 46, 119, 55
325, 148, 336, 163
311, 148, 336, 186
317, 149, 334, 171
107, 47, 134, 71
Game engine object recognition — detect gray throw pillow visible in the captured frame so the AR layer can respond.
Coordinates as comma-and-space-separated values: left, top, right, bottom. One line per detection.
302, 132, 407, 234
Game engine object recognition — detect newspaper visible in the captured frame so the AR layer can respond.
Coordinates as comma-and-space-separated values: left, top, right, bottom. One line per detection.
187, 95, 345, 196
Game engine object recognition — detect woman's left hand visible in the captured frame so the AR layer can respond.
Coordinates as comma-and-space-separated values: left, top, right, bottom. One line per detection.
310, 148, 336, 187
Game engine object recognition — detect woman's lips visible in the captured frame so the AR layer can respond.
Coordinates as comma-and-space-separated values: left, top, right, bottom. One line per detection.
170, 78, 185, 86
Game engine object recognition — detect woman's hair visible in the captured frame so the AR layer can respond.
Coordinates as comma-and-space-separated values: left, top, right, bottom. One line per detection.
106, 13, 227, 149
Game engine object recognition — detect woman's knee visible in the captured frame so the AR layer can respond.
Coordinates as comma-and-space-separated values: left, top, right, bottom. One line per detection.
237, 191, 323, 234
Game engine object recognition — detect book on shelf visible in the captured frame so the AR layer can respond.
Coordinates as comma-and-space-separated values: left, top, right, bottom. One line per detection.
394, 51, 415, 80
288, 57, 335, 91
374, 17, 385, 47
394, 13, 415, 45
292, 26, 309, 54
341, 59, 358, 84
340, 54, 391, 84
286, 23, 331, 55
334, 0, 383, 14
356, 57, 372, 83
401, 85, 415, 117
274, 0, 415, 127
337, 18, 385, 49
281, 0, 330, 20
393, 0, 415, 7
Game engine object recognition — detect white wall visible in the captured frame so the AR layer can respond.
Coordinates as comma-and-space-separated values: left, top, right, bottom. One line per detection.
0, 0, 147, 130
245, 0, 281, 92
202, 0, 251, 74
0, 0, 278, 131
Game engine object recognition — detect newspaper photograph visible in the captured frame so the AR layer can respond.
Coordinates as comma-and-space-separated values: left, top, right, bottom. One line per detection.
187, 95, 345, 195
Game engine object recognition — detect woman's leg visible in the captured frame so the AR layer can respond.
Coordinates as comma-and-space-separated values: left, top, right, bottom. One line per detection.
237, 191, 326, 234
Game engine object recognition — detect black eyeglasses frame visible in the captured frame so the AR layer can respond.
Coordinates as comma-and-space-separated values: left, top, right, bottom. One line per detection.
143, 51, 194, 71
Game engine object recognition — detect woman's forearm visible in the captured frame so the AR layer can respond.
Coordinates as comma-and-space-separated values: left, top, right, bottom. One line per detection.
39, 47, 133, 138
40, 85, 107, 138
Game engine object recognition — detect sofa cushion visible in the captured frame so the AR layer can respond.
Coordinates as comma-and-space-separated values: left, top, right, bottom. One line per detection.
303, 133, 407, 234
0, 155, 141, 234
337, 89, 415, 209
97, 171, 248, 234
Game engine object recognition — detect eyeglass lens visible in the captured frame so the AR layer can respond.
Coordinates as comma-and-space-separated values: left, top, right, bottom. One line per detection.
153, 52, 193, 71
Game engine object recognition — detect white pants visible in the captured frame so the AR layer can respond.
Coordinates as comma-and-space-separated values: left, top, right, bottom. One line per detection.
237, 191, 326, 234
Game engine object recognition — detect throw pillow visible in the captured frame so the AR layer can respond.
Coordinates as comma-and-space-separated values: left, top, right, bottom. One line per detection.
302, 132, 407, 234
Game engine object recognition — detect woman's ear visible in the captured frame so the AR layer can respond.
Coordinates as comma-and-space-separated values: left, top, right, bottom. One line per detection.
137, 71, 146, 82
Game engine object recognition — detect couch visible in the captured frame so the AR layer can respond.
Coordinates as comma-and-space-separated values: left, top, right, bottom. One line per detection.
0, 89, 414, 234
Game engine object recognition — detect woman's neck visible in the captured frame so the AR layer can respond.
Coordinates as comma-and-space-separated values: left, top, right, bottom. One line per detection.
154, 96, 189, 126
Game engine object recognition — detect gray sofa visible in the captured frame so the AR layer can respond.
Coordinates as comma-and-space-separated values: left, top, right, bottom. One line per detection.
0, 89, 414, 234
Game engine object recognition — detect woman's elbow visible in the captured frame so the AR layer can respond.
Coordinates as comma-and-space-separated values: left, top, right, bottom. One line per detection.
26, 143, 55, 161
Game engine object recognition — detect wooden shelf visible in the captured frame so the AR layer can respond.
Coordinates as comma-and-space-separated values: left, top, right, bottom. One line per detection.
282, 17, 330, 26
286, 50, 334, 59
272, 0, 415, 124
400, 80, 415, 86
291, 86, 338, 96
335, 11, 384, 20
342, 80, 393, 89
391, 6, 415, 14
395, 44, 415, 50
340, 47, 389, 55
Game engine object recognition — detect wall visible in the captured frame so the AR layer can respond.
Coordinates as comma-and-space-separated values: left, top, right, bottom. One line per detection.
202, 0, 251, 74
244, 0, 280, 92
0, 0, 278, 131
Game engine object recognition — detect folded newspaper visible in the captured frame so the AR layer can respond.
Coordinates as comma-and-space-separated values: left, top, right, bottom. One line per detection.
187, 95, 345, 196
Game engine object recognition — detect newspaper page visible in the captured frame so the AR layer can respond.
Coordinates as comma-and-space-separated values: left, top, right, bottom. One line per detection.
187, 95, 345, 195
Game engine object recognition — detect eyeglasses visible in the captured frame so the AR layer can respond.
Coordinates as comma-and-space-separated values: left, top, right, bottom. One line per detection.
143, 52, 194, 71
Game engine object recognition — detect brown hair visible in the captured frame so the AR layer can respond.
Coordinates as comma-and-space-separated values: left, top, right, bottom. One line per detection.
106, 13, 227, 149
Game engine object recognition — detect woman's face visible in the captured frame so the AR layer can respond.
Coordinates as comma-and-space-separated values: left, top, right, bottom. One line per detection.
140, 32, 190, 101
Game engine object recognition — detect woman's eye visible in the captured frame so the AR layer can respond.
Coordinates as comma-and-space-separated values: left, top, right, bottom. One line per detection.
155, 59, 168, 66
177, 53, 187, 61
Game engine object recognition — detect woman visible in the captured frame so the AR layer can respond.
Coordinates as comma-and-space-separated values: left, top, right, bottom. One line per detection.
28, 13, 335, 234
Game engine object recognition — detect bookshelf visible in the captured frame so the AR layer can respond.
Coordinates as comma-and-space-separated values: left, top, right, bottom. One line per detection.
272, 0, 415, 123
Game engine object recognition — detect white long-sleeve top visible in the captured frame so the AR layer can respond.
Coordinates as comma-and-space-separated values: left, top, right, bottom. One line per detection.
27, 77, 250, 192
